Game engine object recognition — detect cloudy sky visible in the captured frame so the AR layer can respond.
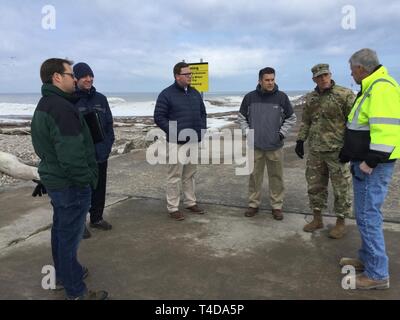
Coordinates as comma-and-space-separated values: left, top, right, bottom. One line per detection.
0, 0, 399, 93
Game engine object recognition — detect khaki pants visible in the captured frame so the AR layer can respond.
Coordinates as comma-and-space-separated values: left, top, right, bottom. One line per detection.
249, 148, 284, 209
166, 143, 197, 213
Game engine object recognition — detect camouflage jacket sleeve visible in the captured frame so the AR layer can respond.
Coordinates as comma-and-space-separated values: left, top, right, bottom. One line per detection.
343, 90, 356, 119
296, 95, 311, 141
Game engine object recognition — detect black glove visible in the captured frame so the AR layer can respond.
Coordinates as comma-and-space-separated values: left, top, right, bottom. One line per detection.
32, 179, 47, 197
295, 140, 304, 159
278, 132, 284, 141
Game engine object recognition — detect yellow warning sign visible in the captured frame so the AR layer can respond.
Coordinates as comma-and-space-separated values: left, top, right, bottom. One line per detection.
188, 62, 209, 92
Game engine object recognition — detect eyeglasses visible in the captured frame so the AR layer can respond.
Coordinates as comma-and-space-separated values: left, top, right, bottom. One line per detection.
61, 72, 75, 79
179, 73, 192, 77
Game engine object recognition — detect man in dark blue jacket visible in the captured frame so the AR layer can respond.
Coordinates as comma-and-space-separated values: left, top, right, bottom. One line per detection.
74, 62, 115, 237
154, 62, 207, 221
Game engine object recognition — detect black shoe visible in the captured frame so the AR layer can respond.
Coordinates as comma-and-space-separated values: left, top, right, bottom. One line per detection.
90, 219, 112, 231
54, 266, 89, 291
83, 225, 91, 239
67, 290, 108, 300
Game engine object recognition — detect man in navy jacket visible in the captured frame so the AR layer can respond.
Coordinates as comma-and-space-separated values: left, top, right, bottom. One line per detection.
74, 62, 115, 237
154, 62, 207, 220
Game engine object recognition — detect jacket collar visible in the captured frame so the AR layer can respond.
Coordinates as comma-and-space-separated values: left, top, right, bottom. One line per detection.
174, 81, 192, 92
41, 84, 79, 103
256, 83, 278, 96
360, 65, 386, 93
314, 80, 336, 94
75, 85, 97, 98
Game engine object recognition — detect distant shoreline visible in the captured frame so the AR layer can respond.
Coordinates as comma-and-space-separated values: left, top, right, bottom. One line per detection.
0, 93, 306, 124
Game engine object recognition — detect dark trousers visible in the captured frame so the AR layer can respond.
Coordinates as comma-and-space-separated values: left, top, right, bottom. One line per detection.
89, 161, 108, 223
48, 185, 91, 298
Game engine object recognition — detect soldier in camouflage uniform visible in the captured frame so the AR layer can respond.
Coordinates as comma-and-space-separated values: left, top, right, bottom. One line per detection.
295, 63, 355, 239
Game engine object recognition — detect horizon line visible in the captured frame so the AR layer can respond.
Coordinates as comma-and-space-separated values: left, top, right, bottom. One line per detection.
0, 89, 310, 95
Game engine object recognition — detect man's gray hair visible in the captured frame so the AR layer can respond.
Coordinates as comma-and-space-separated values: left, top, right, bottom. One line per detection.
349, 48, 380, 74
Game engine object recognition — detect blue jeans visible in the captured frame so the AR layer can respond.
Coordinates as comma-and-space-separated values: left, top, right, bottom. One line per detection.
351, 161, 395, 280
48, 185, 91, 298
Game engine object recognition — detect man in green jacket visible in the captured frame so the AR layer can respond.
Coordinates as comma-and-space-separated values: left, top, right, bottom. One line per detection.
31, 58, 107, 300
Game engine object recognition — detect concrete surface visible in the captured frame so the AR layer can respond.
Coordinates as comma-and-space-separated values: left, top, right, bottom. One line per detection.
1, 110, 400, 300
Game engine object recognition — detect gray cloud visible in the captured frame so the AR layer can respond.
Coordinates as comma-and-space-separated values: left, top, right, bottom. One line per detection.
0, 0, 399, 92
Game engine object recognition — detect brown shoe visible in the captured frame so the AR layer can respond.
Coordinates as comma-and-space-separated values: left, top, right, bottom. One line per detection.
356, 273, 389, 290
244, 207, 258, 217
169, 211, 185, 221
303, 210, 324, 232
186, 205, 205, 214
339, 257, 365, 272
272, 209, 283, 220
328, 217, 346, 239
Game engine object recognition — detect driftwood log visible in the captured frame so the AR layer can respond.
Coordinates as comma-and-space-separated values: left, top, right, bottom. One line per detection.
0, 127, 31, 135
0, 151, 39, 180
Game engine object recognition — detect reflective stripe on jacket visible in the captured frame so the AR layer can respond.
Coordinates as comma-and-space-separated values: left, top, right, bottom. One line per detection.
341, 65, 400, 166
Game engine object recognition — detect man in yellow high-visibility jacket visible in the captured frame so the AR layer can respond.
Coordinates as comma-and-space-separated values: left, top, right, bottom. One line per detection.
339, 48, 400, 290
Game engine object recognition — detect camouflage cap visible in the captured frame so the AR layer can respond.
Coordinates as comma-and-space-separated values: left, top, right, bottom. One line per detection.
311, 63, 330, 77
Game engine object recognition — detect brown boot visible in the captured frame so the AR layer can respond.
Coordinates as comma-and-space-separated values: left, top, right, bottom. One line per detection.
169, 211, 185, 221
356, 274, 389, 290
244, 207, 258, 217
272, 209, 283, 220
186, 205, 205, 214
303, 210, 323, 232
328, 217, 345, 239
